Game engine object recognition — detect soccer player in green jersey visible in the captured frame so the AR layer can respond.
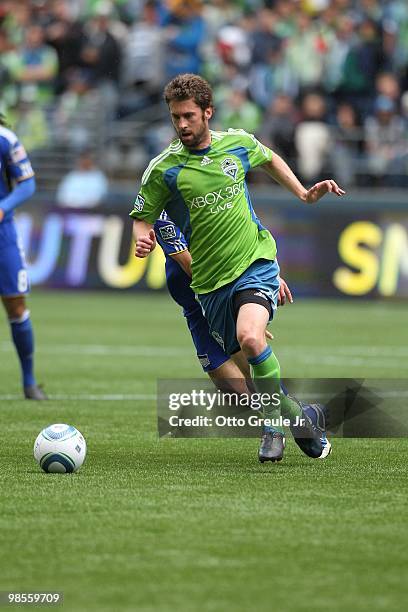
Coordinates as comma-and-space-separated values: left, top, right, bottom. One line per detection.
130, 74, 345, 462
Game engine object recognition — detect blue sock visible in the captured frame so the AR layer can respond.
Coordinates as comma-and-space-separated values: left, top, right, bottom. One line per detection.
10, 310, 36, 388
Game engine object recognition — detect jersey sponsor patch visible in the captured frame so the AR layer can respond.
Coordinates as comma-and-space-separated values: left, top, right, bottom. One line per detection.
159, 224, 176, 242
133, 194, 145, 212
221, 157, 238, 181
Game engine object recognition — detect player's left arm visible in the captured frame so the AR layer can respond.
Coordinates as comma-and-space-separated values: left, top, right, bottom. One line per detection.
261, 153, 345, 203
237, 130, 345, 203
170, 249, 192, 277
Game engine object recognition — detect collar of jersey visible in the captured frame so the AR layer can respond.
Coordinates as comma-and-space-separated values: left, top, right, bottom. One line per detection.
187, 145, 211, 155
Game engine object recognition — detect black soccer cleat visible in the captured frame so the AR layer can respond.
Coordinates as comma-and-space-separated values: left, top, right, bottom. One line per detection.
287, 395, 325, 459
259, 430, 286, 463
24, 384, 48, 400
302, 403, 332, 459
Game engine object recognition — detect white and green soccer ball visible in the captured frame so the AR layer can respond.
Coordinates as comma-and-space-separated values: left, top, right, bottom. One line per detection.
34, 424, 87, 473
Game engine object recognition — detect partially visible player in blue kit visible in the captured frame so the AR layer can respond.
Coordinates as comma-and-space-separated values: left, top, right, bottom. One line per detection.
149, 212, 332, 459
153, 211, 292, 390
0, 115, 47, 400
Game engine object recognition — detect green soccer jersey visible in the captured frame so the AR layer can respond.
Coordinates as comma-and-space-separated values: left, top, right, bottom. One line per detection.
129, 128, 277, 294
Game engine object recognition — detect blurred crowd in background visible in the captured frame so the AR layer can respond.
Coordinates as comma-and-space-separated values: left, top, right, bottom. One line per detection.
0, 0, 407, 195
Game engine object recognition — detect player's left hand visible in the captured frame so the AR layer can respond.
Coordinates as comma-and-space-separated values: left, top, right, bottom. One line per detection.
305, 180, 345, 203
265, 277, 293, 341
278, 277, 293, 306
0, 209, 4, 223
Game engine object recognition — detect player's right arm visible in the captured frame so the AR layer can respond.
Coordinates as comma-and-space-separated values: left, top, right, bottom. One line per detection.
133, 220, 156, 258
0, 130, 36, 223
129, 165, 171, 257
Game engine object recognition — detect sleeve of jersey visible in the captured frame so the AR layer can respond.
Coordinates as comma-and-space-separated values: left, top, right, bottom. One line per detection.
129, 172, 170, 225
245, 133, 273, 169
0, 176, 36, 214
6, 140, 35, 182
154, 217, 188, 257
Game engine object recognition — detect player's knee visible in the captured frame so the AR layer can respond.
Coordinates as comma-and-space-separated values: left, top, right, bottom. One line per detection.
237, 330, 265, 357
9, 306, 27, 321
3, 298, 26, 320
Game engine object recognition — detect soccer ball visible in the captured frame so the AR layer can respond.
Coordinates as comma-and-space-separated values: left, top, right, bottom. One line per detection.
34, 424, 87, 473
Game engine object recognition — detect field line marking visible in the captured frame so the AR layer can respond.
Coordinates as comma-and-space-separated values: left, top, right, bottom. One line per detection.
0, 393, 156, 401
1, 391, 408, 402
0, 342, 190, 357
296, 355, 408, 369
1, 342, 408, 359
1, 344, 407, 371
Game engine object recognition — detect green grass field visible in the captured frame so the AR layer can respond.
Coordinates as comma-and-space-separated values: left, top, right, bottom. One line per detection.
1, 292, 407, 612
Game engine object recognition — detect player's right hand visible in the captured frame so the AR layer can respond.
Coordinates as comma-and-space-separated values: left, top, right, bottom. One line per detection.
135, 229, 156, 258
0, 208, 4, 223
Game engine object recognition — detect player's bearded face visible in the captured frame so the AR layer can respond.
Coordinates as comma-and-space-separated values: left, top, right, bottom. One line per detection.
169, 99, 212, 149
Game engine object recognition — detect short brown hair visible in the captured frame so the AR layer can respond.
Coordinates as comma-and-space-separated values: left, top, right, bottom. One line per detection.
164, 73, 213, 111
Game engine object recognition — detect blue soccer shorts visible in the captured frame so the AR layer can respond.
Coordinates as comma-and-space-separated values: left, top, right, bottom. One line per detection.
196, 258, 280, 356
164, 254, 229, 372
186, 304, 230, 372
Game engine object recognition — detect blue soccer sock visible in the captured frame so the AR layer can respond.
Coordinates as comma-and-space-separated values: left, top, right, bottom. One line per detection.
9, 309, 36, 388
